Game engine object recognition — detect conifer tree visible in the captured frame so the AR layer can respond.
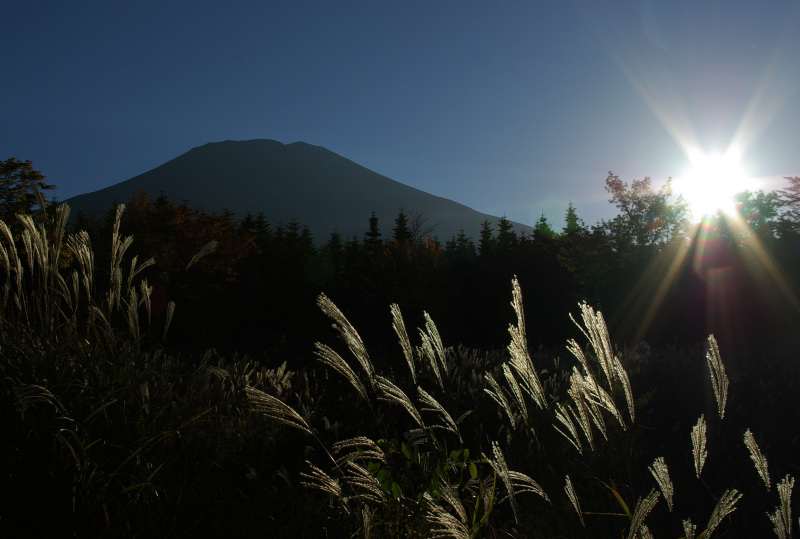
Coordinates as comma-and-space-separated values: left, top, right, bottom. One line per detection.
563, 202, 586, 236
533, 212, 557, 240
364, 210, 383, 252
393, 208, 412, 245
478, 220, 495, 256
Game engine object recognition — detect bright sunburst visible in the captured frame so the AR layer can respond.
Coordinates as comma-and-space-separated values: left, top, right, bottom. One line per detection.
673, 149, 754, 220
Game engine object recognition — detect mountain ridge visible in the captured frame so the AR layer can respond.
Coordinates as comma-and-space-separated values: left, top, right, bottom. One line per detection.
65, 139, 531, 242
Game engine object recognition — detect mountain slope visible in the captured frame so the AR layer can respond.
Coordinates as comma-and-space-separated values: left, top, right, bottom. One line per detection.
65, 139, 529, 242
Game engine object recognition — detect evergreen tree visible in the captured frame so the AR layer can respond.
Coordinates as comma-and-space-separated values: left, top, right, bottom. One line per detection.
301, 225, 316, 257
72, 209, 97, 235
478, 220, 495, 256
563, 202, 586, 236
392, 208, 412, 245
252, 212, 272, 247
533, 212, 557, 240
496, 216, 517, 249
445, 228, 477, 263
240, 211, 256, 233
364, 210, 383, 252
323, 230, 344, 267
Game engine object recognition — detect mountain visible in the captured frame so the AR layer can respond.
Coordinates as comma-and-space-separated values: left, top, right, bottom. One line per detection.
65, 139, 530, 242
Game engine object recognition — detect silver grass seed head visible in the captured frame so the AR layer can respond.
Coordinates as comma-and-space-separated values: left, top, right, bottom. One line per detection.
682, 518, 697, 539
705, 489, 743, 538
705, 335, 729, 420
692, 415, 708, 479
564, 475, 585, 527
769, 475, 794, 539
649, 456, 674, 511
390, 303, 416, 383
627, 488, 659, 539
743, 428, 771, 491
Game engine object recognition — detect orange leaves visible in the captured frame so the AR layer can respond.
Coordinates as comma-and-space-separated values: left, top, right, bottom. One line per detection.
121, 190, 257, 287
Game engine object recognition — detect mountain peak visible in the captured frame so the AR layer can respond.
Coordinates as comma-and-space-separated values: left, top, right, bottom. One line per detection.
66, 139, 529, 241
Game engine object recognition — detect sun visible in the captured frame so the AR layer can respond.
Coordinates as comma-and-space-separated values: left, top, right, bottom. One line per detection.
673, 149, 753, 220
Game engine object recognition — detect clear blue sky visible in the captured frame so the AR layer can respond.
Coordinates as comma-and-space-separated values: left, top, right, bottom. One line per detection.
3, 0, 799, 229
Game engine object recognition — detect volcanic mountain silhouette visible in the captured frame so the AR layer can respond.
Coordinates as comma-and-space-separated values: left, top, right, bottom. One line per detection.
65, 139, 529, 241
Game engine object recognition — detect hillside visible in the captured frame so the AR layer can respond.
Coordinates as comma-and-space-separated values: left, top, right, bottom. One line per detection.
65, 139, 530, 241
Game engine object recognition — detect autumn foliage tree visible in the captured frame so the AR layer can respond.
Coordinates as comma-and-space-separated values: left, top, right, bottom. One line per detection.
601, 172, 689, 254
98, 191, 257, 346
118, 190, 257, 288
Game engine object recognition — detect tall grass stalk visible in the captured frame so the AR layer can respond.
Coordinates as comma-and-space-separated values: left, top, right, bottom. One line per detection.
769, 475, 794, 539
692, 415, 708, 478
296, 276, 799, 536
8, 204, 785, 536
744, 428, 771, 491
565, 474, 585, 526
1, 203, 294, 535
705, 335, 729, 420
705, 489, 743, 537
649, 456, 674, 511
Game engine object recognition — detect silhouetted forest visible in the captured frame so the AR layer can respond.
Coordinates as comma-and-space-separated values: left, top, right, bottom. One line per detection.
73, 174, 800, 362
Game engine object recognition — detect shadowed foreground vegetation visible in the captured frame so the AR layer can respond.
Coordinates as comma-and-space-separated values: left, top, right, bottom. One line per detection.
1, 201, 799, 537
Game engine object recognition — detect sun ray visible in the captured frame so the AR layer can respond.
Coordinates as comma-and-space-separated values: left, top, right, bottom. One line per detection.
673, 149, 753, 219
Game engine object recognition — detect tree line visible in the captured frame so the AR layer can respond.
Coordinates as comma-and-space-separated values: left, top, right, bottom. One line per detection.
4, 157, 800, 360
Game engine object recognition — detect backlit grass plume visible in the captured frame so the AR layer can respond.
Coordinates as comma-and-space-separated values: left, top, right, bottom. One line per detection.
424, 492, 471, 539
568, 301, 635, 425
705, 335, 729, 420
245, 385, 313, 435
317, 293, 375, 385
627, 488, 659, 539
288, 276, 797, 536
484, 372, 517, 428
692, 415, 708, 478
705, 489, 743, 538
333, 436, 386, 467
507, 276, 547, 410
768, 475, 794, 539
299, 461, 345, 504
418, 387, 461, 441
418, 311, 449, 390
314, 342, 369, 401
744, 428, 771, 491
375, 375, 424, 428
649, 456, 674, 511
683, 519, 697, 539
564, 475, 585, 527
391, 303, 416, 383
554, 403, 584, 454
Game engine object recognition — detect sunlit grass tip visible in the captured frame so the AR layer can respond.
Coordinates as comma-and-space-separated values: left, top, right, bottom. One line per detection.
508, 276, 546, 409
705, 335, 729, 420
390, 303, 416, 383
692, 415, 708, 478
626, 488, 659, 539
564, 475, 584, 527
705, 489, 743, 538
649, 456, 674, 511
245, 385, 312, 435
743, 428, 771, 491
768, 474, 794, 539
317, 293, 375, 385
